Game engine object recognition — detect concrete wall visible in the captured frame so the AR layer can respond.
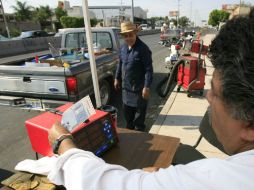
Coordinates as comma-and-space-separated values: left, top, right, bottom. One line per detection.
0, 37, 61, 58
0, 21, 41, 36
0, 29, 160, 58
138, 29, 160, 36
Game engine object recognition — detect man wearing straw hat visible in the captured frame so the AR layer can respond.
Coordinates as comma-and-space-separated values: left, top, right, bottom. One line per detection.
114, 22, 153, 131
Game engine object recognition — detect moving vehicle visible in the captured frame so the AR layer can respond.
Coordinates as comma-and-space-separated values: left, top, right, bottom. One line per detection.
140, 24, 149, 30
0, 27, 122, 109
13, 30, 53, 40
159, 29, 181, 46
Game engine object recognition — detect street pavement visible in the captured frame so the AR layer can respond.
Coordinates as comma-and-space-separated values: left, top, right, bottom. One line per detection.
150, 34, 228, 159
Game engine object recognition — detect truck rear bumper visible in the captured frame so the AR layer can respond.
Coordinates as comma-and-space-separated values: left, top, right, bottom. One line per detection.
0, 95, 70, 111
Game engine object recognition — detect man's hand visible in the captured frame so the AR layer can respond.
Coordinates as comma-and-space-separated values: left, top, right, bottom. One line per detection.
48, 121, 76, 155
114, 79, 121, 91
142, 167, 159, 172
142, 87, 150, 100
48, 121, 70, 146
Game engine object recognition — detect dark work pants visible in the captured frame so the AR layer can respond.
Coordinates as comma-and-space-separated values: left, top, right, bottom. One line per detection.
123, 98, 148, 131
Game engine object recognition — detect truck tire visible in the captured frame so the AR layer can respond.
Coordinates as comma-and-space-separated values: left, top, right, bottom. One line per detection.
100, 80, 111, 105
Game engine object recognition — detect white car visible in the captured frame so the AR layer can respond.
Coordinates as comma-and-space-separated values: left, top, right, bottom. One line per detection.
140, 24, 149, 30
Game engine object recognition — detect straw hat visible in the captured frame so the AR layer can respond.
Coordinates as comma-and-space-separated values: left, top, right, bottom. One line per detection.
120, 22, 140, 34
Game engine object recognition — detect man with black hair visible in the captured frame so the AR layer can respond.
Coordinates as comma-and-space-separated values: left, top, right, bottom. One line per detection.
47, 9, 254, 190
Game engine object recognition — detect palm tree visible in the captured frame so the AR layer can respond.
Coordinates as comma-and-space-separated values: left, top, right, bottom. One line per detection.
34, 5, 54, 30
55, 7, 67, 22
35, 5, 54, 23
11, 1, 33, 21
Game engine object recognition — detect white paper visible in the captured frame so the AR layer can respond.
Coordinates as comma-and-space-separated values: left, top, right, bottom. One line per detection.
61, 96, 95, 132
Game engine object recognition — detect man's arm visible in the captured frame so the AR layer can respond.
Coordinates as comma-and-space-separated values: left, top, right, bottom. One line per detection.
115, 49, 123, 81
141, 47, 153, 99
114, 50, 123, 91
48, 122, 160, 190
47, 122, 220, 190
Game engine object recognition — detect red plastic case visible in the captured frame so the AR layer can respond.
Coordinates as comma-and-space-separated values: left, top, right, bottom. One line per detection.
25, 103, 118, 157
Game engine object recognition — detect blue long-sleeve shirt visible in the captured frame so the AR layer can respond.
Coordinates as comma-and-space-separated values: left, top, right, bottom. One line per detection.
115, 37, 153, 91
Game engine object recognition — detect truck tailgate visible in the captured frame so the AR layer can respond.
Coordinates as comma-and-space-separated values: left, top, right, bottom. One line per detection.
0, 66, 68, 100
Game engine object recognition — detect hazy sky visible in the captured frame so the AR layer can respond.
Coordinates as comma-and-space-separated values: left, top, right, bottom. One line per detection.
2, 0, 253, 25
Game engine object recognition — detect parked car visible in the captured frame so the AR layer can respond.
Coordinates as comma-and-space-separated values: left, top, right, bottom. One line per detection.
13, 30, 51, 40
0, 35, 9, 41
140, 24, 149, 30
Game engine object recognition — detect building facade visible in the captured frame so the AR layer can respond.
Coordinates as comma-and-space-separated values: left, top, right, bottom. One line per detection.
58, 1, 147, 26
222, 4, 251, 19
90, 6, 147, 26
58, 1, 95, 19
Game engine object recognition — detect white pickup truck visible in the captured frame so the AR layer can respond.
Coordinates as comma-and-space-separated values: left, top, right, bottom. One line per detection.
0, 27, 123, 109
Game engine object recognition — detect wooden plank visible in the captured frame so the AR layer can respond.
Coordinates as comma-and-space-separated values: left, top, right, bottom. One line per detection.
103, 128, 180, 169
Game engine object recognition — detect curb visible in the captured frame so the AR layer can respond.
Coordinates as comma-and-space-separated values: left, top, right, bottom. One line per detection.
138, 29, 161, 36
149, 88, 178, 135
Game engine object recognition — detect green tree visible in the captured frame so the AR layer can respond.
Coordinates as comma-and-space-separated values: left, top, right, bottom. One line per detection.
60, 16, 97, 28
150, 16, 164, 22
169, 18, 177, 27
178, 16, 190, 27
90, 18, 98, 27
55, 7, 67, 22
34, 5, 54, 24
33, 5, 54, 31
165, 16, 170, 25
208, 10, 230, 26
11, 1, 33, 21
10, 28, 21, 37
60, 16, 83, 28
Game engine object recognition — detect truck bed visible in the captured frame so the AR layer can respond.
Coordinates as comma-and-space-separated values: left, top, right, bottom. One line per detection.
0, 52, 119, 107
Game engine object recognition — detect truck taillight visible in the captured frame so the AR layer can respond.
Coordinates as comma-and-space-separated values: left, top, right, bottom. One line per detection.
66, 77, 77, 95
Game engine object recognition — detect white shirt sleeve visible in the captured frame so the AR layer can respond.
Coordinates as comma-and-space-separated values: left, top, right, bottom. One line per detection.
48, 148, 181, 190
48, 148, 254, 190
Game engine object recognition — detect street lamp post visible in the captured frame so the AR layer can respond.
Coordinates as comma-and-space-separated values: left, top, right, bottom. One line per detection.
0, 0, 10, 38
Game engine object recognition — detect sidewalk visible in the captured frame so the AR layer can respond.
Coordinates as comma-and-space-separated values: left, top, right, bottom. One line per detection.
150, 34, 228, 159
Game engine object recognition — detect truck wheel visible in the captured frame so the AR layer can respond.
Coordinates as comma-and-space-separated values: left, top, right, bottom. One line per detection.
100, 80, 111, 105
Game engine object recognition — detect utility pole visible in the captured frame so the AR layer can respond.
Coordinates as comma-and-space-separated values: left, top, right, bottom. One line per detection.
119, 0, 125, 23
177, 0, 180, 28
0, 0, 10, 38
190, 0, 192, 25
102, 10, 106, 26
131, 0, 134, 23
239, 0, 242, 14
